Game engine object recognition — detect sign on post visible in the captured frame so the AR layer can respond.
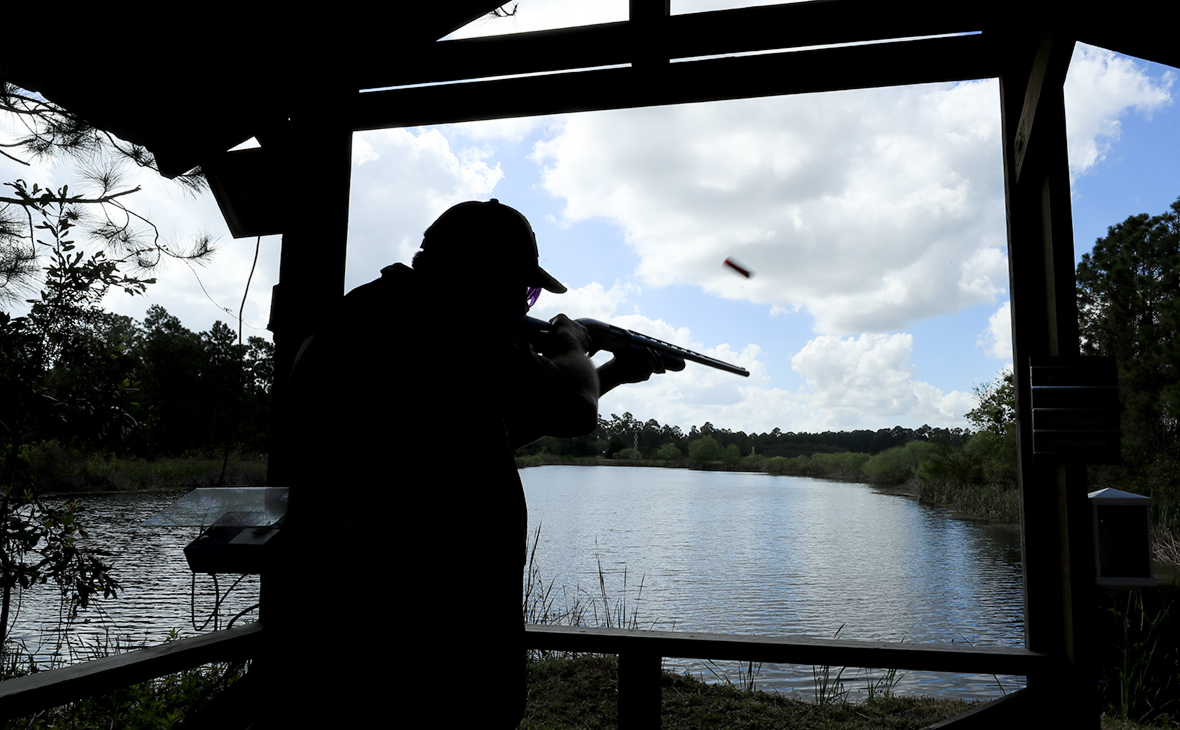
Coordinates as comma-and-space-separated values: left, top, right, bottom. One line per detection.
1029, 357, 1120, 464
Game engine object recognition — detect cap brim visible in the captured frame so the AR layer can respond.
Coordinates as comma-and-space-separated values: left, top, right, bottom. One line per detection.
536, 266, 566, 294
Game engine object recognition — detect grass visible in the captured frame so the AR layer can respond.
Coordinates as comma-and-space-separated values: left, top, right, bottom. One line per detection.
522, 653, 979, 730
913, 478, 1021, 524
0, 630, 248, 729
523, 654, 1180, 730
12, 442, 268, 493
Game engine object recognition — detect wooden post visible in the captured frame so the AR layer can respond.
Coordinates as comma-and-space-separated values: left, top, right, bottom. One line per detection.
254, 94, 354, 730
630, 0, 670, 72
998, 24, 1099, 728
265, 106, 354, 488
618, 651, 662, 729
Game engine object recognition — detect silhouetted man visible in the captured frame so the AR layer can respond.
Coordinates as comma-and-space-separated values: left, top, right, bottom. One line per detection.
274, 199, 661, 727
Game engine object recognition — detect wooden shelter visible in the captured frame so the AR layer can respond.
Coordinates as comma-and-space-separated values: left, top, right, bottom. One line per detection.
3, 1, 1179, 726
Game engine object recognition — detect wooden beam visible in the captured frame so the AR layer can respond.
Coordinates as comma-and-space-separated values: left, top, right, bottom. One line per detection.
525, 625, 1051, 678
0, 623, 262, 719
922, 688, 1035, 728
1012, 29, 1074, 188
618, 650, 662, 729
1075, 0, 1180, 71
998, 21, 1098, 729
354, 34, 997, 131
360, 0, 984, 92
266, 96, 355, 487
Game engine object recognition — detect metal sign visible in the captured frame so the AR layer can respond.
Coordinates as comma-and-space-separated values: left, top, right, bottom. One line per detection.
1030, 357, 1120, 464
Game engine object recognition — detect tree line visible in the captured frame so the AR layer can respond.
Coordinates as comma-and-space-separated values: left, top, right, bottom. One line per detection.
519, 411, 972, 463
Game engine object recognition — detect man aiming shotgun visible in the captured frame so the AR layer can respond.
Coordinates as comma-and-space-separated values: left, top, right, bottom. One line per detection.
516, 315, 750, 378
273, 199, 675, 728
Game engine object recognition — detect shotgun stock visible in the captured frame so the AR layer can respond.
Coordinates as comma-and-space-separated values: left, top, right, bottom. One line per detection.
517, 316, 749, 377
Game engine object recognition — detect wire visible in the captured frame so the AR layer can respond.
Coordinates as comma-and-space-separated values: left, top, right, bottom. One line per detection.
190, 570, 250, 632
238, 236, 261, 347
228, 603, 260, 629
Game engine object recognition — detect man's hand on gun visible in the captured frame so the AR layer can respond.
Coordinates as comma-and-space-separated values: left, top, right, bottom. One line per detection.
599, 341, 666, 390
517, 314, 749, 380
545, 314, 665, 395
544, 314, 593, 357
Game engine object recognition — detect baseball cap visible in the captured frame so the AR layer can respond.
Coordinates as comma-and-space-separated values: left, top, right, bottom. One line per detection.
420, 199, 567, 294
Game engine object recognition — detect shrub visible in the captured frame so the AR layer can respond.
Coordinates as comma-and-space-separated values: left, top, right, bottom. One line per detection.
862, 441, 937, 484
655, 443, 683, 460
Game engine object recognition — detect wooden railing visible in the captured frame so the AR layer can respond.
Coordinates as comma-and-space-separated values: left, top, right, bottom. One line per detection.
0, 622, 1049, 728
0, 622, 262, 720
526, 624, 1051, 728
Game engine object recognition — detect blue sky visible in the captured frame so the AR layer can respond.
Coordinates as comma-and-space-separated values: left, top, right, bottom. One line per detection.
3, 2, 1176, 436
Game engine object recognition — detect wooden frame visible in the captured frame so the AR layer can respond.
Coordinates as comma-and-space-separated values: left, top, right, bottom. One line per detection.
7, 1, 1179, 726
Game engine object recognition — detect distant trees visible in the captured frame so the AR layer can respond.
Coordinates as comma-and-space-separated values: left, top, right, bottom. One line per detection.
1076, 197, 1180, 524
1077, 197, 1180, 466
134, 305, 273, 457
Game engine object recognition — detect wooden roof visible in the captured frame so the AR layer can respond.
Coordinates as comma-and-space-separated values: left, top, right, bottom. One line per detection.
2, 1, 1175, 181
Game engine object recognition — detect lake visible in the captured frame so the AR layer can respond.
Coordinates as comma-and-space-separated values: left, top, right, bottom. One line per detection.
7, 466, 1026, 702
520, 465, 1026, 700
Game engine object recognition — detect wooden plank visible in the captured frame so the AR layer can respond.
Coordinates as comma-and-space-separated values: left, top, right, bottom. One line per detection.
1012, 30, 1075, 187
922, 688, 1037, 728
359, 0, 983, 92
0, 623, 262, 719
525, 625, 1051, 678
354, 34, 996, 132
618, 651, 662, 729
998, 19, 1099, 728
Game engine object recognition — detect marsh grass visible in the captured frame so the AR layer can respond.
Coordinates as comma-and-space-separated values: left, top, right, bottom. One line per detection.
914, 478, 1020, 523
523, 526, 650, 659
12, 442, 268, 493
1099, 585, 1180, 726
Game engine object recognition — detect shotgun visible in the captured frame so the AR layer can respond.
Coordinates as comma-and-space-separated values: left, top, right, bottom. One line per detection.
516, 315, 749, 377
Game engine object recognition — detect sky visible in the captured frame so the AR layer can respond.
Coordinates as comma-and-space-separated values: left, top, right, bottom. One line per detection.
3, 1, 1178, 436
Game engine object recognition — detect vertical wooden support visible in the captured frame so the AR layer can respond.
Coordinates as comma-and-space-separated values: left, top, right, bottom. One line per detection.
266, 105, 355, 487
254, 95, 354, 730
630, 0, 671, 72
998, 25, 1099, 728
618, 652, 662, 729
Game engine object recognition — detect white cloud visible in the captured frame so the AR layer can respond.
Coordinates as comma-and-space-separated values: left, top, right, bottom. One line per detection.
530, 281, 636, 322
530, 81, 1009, 335
346, 127, 503, 288
530, 285, 973, 433
791, 333, 973, 430
978, 301, 1012, 363
1065, 44, 1175, 181
526, 46, 1172, 341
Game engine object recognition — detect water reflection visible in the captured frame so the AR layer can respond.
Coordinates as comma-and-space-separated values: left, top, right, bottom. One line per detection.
5, 493, 259, 665
7, 468, 1026, 701
521, 465, 1026, 700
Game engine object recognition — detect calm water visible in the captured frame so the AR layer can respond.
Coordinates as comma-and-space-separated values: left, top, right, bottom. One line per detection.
521, 465, 1026, 700
8, 467, 1026, 701
5, 493, 260, 665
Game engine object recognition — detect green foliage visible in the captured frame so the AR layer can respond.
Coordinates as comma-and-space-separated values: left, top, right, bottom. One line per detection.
0, 491, 119, 644
1, 638, 247, 729
862, 441, 937, 484
1078, 198, 1180, 462
963, 429, 1017, 489
1076, 196, 1180, 540
965, 371, 1015, 438
656, 442, 683, 460
0, 84, 209, 309
1097, 587, 1180, 726
688, 435, 721, 464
